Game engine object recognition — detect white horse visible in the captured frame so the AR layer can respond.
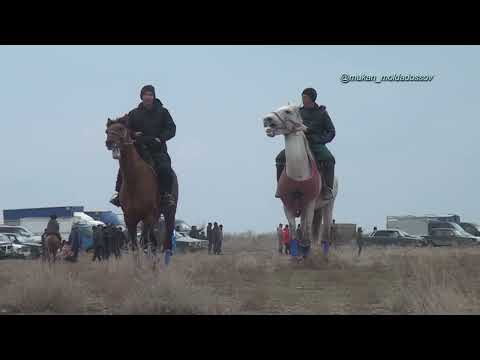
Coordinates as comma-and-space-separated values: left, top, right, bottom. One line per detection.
263, 105, 338, 256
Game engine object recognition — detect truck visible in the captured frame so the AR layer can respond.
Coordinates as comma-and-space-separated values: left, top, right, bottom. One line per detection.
386, 214, 462, 236
3, 206, 104, 250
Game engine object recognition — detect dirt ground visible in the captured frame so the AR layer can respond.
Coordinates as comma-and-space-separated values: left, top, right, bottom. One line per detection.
1, 232, 480, 314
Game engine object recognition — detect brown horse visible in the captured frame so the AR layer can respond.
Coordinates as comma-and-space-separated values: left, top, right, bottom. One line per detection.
105, 117, 178, 254
44, 234, 61, 263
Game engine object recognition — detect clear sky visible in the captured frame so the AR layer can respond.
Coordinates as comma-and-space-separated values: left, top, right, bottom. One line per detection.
0, 45, 478, 232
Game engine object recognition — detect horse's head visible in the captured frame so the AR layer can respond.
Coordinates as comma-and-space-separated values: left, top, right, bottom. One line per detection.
263, 105, 307, 138
105, 116, 132, 159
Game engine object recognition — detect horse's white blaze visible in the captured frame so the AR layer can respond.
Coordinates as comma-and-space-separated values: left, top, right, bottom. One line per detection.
112, 145, 120, 159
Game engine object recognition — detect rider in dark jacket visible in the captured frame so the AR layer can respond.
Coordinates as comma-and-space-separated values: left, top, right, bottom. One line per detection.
110, 84, 176, 207
46, 214, 62, 241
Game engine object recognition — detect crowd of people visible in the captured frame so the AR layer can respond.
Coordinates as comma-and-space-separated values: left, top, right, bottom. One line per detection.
91, 224, 127, 262
274, 221, 376, 257
40, 214, 127, 263
276, 220, 340, 257
206, 222, 224, 255
41, 221, 83, 262
187, 222, 224, 255
276, 223, 301, 255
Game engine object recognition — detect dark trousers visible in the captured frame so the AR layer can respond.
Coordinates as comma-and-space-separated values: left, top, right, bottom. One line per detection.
92, 246, 104, 261
208, 239, 213, 254
275, 150, 335, 189
214, 240, 222, 254
115, 150, 173, 194
284, 243, 291, 255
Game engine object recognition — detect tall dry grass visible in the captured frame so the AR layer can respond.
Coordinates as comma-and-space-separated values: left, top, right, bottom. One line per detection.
1, 233, 480, 314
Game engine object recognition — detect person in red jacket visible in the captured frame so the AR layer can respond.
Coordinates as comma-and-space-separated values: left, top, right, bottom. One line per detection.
283, 225, 291, 255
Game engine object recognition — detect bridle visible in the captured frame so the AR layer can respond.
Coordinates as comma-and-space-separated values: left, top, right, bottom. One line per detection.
107, 126, 134, 146
270, 109, 304, 133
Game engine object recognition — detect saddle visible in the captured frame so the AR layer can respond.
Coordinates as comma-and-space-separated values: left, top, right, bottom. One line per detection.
275, 158, 321, 217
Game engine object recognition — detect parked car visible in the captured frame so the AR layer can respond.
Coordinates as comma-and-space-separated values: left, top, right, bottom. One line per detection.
422, 228, 479, 247
364, 229, 427, 247
1, 233, 42, 259
0, 234, 15, 259
0, 243, 15, 259
0, 225, 41, 243
175, 232, 208, 253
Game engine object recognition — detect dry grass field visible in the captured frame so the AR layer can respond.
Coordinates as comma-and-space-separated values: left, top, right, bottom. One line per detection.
1, 232, 480, 314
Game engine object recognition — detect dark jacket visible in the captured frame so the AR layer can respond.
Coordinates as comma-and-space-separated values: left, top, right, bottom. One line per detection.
206, 225, 213, 242
300, 104, 335, 162
46, 219, 60, 234
69, 227, 81, 253
127, 99, 176, 154
94, 227, 105, 247
213, 225, 220, 243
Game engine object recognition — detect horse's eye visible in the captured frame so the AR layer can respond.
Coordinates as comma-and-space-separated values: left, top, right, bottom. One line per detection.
285, 110, 292, 114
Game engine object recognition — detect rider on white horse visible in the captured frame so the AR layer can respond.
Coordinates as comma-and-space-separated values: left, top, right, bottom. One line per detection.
275, 88, 336, 200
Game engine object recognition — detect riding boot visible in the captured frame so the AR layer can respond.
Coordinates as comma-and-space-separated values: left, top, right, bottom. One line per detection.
321, 161, 335, 200
157, 170, 175, 207
275, 149, 286, 181
152, 152, 175, 207
110, 170, 122, 207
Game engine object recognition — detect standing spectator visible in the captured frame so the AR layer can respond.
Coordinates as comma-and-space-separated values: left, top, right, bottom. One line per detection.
207, 223, 213, 254
356, 227, 364, 256
212, 222, 220, 255
104, 224, 112, 259
283, 225, 291, 255
290, 224, 300, 257
67, 224, 81, 262
296, 224, 302, 243
277, 223, 284, 254
92, 225, 105, 262
330, 219, 338, 247
112, 227, 122, 258
216, 224, 224, 255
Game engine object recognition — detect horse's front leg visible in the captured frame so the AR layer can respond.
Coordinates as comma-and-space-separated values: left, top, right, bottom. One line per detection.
300, 201, 316, 258
127, 222, 138, 251
321, 200, 335, 257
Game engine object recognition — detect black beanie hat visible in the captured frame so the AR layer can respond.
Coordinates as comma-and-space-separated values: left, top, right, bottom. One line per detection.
140, 85, 156, 99
302, 87, 317, 102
